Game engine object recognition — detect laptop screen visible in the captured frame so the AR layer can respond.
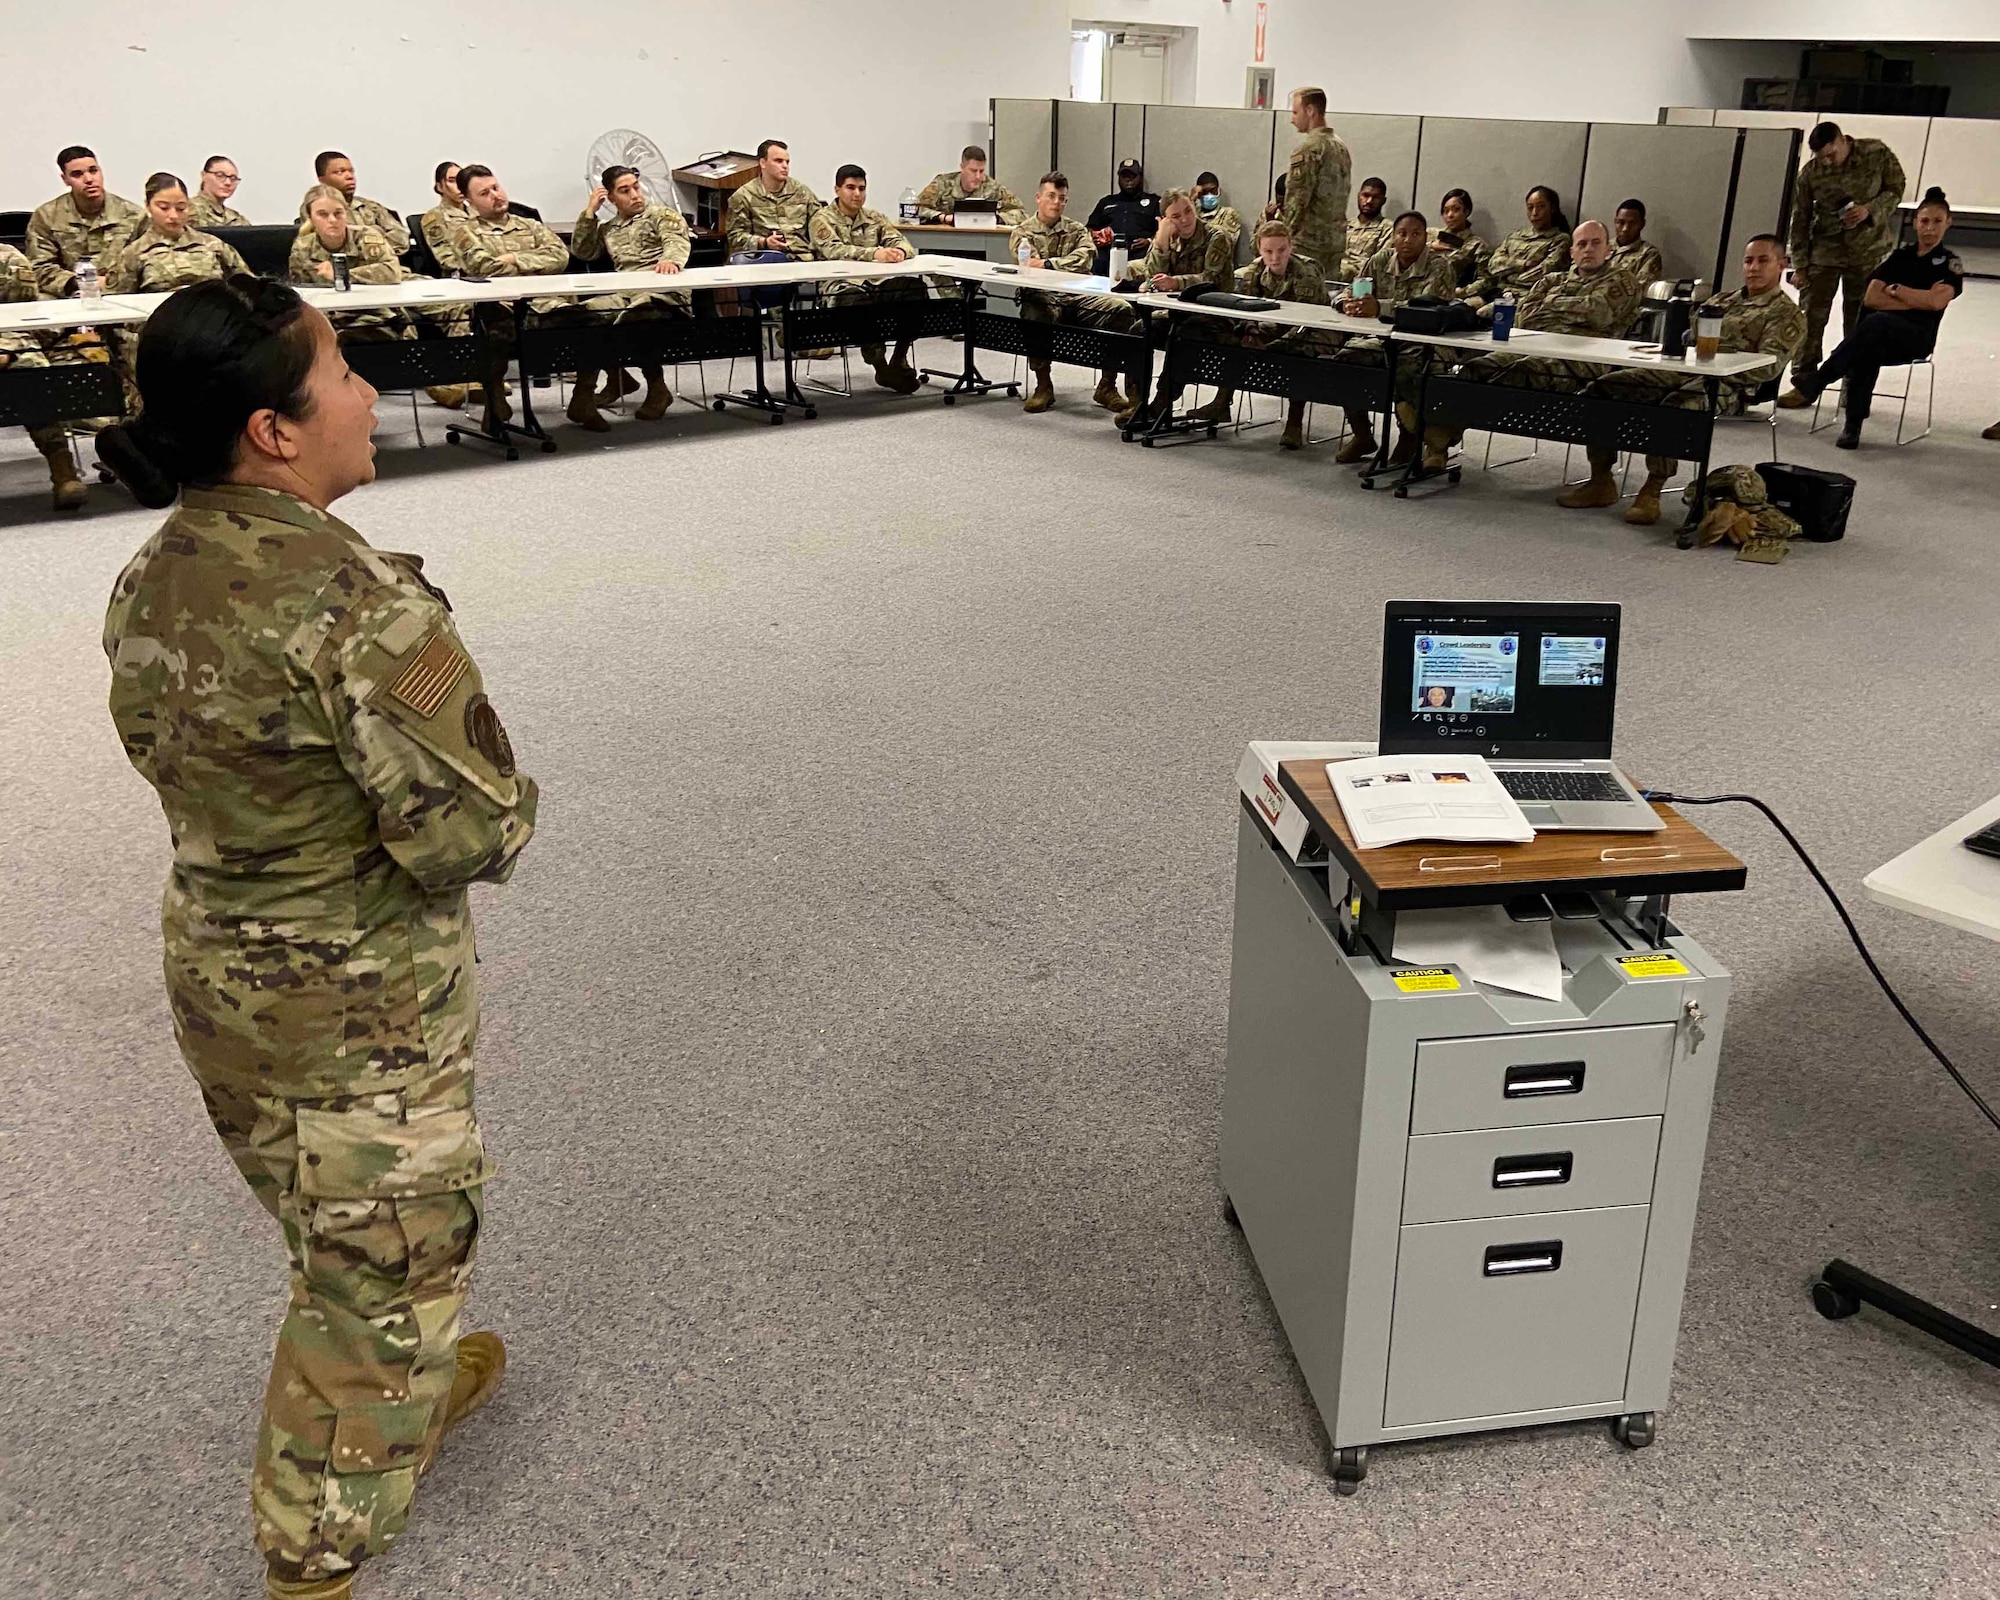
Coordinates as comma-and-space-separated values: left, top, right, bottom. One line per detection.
1378, 600, 1620, 761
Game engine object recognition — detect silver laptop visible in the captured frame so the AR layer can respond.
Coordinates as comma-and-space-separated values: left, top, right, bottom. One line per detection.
1378, 600, 1664, 832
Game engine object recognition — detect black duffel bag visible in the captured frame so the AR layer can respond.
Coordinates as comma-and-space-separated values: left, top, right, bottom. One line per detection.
1392, 296, 1480, 335
1757, 462, 1855, 543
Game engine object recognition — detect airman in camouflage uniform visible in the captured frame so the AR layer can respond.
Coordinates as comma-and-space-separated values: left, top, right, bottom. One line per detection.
1787, 128, 1906, 387
291, 220, 426, 342
1610, 238, 1664, 295
1283, 88, 1352, 288
1009, 178, 1141, 415
1429, 220, 1491, 298
107, 224, 251, 294
1579, 236, 1806, 525
104, 479, 537, 1596
0, 242, 97, 509
1340, 178, 1394, 282
1464, 221, 1571, 311
916, 151, 1025, 226
726, 171, 820, 261
27, 186, 147, 298
571, 177, 696, 420
1426, 222, 1637, 469
420, 203, 470, 275
1221, 222, 1333, 449
189, 193, 251, 229
1333, 220, 1457, 462
1115, 194, 1243, 427
809, 171, 925, 392
299, 190, 412, 257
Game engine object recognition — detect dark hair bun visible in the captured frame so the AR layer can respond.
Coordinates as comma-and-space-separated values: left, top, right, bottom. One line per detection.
94, 419, 181, 509
1922, 186, 1950, 208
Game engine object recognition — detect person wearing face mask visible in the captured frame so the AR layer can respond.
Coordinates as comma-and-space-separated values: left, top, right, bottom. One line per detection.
1576, 233, 1805, 523
106, 172, 251, 295
1427, 188, 1491, 295
1462, 185, 1571, 312
1085, 158, 1160, 275
1779, 188, 1959, 450
1192, 171, 1242, 252
98, 275, 536, 1600
1340, 176, 1393, 282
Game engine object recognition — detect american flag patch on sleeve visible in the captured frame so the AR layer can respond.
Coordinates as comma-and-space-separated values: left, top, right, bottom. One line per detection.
387, 631, 470, 718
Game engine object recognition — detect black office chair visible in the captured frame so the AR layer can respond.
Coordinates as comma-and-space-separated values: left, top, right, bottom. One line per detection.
209, 225, 305, 280
0, 209, 30, 250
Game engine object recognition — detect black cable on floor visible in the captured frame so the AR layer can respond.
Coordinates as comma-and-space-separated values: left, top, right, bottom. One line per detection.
1646, 790, 2000, 1135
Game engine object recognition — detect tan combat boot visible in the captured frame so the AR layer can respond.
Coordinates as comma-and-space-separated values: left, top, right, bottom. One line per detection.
1189, 388, 1236, 424
475, 384, 512, 424
1624, 474, 1669, 525
1091, 375, 1124, 411
425, 385, 468, 409
1421, 427, 1453, 473
1556, 472, 1621, 509
1023, 363, 1055, 413
1280, 399, 1308, 452
1775, 385, 1813, 409
636, 366, 673, 421
1334, 408, 1376, 464
888, 343, 922, 392
36, 433, 88, 512
596, 367, 642, 403
565, 370, 611, 432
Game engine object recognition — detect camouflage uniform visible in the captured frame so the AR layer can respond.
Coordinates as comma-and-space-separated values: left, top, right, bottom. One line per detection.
1232, 251, 1332, 350
809, 203, 926, 376
189, 193, 251, 229
0, 242, 95, 468
1125, 217, 1235, 293
1009, 212, 1135, 330
1283, 126, 1352, 286
104, 225, 251, 295
572, 201, 694, 314
1465, 224, 1570, 310
420, 203, 471, 275
300, 191, 412, 257
915, 172, 1025, 226
103, 482, 536, 1586
1202, 203, 1244, 254
1788, 137, 1906, 384
450, 211, 574, 311
1335, 244, 1457, 418
1340, 214, 1394, 282
726, 177, 821, 260
1610, 238, 1665, 296
1594, 284, 1806, 475
1429, 225, 1491, 297
290, 224, 425, 341
26, 189, 146, 297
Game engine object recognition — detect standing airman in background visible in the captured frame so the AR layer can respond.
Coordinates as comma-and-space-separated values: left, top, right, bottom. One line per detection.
0, 241, 96, 510
810, 164, 924, 393
1010, 172, 1141, 416
1609, 198, 1664, 296
572, 164, 695, 420
189, 156, 251, 228
27, 146, 145, 298
300, 152, 412, 256
916, 146, 1024, 226
1283, 87, 1352, 287
1193, 171, 1243, 253
1784, 121, 1906, 394
420, 162, 471, 275
726, 140, 819, 262
1340, 176, 1393, 282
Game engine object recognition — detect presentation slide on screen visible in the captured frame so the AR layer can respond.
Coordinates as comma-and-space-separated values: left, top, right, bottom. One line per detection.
1413, 634, 1518, 714
1539, 635, 1608, 687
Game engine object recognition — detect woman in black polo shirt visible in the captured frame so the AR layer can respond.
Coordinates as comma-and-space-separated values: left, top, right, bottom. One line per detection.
1787, 187, 1961, 448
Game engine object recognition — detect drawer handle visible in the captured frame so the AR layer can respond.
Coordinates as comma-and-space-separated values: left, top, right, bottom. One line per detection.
1483, 1241, 1564, 1277
1492, 1152, 1573, 1188
1504, 1061, 1585, 1098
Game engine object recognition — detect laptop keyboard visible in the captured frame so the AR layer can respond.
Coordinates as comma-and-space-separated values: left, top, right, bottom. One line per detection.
1496, 769, 1630, 804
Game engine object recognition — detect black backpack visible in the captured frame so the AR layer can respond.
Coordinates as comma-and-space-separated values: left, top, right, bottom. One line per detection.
1757, 462, 1855, 543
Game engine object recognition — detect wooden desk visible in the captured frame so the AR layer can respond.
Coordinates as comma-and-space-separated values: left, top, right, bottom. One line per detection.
895, 222, 1019, 265
1277, 758, 1747, 913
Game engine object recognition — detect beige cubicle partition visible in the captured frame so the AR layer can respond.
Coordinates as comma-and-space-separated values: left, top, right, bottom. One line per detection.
1113, 103, 1148, 177
1136, 105, 1280, 262
990, 99, 1056, 208
1580, 122, 1739, 282
1334, 114, 1423, 221
1054, 100, 1115, 195
1721, 127, 1802, 283
1412, 117, 1589, 251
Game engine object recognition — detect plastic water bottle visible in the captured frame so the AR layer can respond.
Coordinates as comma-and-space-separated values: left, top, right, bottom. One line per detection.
331, 253, 351, 292
899, 187, 918, 222
1491, 292, 1517, 342
1108, 236, 1129, 282
1016, 238, 1032, 269
76, 256, 101, 300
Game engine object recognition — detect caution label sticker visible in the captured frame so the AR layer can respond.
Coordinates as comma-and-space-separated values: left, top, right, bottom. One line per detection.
1393, 967, 1462, 994
1618, 953, 1691, 979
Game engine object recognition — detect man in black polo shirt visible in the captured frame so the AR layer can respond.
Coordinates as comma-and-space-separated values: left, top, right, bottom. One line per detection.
1780, 187, 1960, 449
1085, 158, 1160, 275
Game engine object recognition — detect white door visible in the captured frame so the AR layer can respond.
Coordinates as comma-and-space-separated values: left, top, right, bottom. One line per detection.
1107, 36, 1169, 105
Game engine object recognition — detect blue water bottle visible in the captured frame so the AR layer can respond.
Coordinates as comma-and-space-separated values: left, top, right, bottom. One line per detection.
1491, 292, 1516, 342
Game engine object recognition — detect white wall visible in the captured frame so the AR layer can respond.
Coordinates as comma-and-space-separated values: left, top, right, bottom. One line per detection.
2, 0, 1071, 221
1072, 0, 1262, 109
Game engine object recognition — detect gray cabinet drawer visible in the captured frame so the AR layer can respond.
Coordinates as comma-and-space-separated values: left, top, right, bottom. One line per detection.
1401, 1117, 1662, 1225
1385, 1205, 1648, 1428
1411, 1024, 1674, 1135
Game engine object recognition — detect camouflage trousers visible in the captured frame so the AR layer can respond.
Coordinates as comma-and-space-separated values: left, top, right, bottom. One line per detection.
2, 327, 115, 444
822, 277, 926, 364
1019, 289, 1139, 381
189, 1053, 487, 1583
331, 304, 475, 345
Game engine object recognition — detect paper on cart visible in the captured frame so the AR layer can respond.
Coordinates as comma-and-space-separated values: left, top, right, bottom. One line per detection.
1237, 740, 1378, 861
1392, 905, 1563, 1002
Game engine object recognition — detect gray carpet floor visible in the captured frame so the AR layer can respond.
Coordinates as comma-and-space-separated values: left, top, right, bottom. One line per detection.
3, 291, 1999, 1600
